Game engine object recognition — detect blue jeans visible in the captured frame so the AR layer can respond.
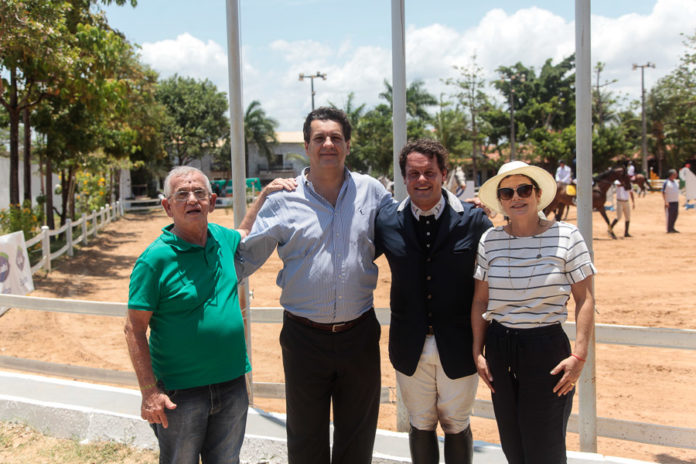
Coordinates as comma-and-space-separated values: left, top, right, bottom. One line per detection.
152, 375, 249, 464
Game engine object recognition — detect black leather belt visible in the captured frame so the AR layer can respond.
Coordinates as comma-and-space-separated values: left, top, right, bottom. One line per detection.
285, 309, 373, 333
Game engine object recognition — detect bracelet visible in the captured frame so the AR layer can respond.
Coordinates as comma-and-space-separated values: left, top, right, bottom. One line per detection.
571, 353, 586, 362
140, 381, 158, 391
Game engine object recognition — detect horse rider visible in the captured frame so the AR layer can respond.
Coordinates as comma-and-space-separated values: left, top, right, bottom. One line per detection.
627, 161, 636, 180
555, 160, 573, 186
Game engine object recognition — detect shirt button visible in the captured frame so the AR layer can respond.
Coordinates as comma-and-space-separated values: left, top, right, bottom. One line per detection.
338, 296, 343, 299
427, 294, 432, 299
426, 244, 430, 248
426, 258, 431, 262
426, 232, 430, 236
427, 276, 431, 280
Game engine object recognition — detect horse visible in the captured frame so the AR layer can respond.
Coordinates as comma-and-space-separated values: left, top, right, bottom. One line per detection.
544, 183, 575, 221
544, 167, 632, 239
377, 175, 394, 196
632, 173, 651, 197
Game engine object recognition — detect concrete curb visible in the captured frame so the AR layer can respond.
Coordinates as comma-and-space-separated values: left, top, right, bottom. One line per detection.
0, 371, 653, 463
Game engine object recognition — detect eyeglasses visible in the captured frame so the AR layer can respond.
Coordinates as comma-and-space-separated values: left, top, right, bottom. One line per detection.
171, 189, 210, 203
497, 184, 535, 200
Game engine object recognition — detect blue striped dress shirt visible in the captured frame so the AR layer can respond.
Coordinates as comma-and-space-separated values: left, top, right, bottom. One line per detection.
236, 168, 394, 323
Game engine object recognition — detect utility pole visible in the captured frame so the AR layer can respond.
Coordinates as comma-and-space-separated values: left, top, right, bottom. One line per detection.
299, 71, 327, 111
632, 62, 655, 175
500, 73, 524, 161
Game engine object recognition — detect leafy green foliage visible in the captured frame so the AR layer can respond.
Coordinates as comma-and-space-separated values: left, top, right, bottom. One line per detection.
647, 31, 696, 173
0, 200, 44, 237
244, 100, 278, 170
156, 75, 230, 166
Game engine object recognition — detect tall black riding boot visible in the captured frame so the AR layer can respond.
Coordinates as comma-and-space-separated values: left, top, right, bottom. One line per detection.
610, 218, 618, 229
624, 221, 632, 237
409, 426, 439, 464
444, 425, 473, 464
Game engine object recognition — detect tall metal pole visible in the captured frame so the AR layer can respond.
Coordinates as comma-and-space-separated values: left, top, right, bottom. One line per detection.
391, 0, 408, 432
509, 90, 516, 161
299, 72, 327, 111
633, 63, 655, 175
575, 0, 596, 452
391, 0, 407, 202
500, 73, 522, 161
225, 0, 253, 403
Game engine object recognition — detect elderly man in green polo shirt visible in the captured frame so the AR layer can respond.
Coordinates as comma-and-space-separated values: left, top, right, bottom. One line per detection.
125, 166, 294, 464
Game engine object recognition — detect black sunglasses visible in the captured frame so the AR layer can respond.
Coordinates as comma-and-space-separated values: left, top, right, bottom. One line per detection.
497, 184, 535, 200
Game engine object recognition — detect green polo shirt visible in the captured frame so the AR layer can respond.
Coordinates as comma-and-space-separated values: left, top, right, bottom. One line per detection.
128, 223, 250, 390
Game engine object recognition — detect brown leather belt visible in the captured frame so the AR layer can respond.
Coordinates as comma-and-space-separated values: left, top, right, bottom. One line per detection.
284, 309, 373, 333
427, 325, 434, 335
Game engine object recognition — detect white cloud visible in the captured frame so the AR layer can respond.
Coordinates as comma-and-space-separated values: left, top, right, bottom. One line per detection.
136, 0, 694, 130
140, 33, 229, 89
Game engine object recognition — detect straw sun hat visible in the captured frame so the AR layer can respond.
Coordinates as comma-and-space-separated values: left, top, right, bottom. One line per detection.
478, 161, 557, 216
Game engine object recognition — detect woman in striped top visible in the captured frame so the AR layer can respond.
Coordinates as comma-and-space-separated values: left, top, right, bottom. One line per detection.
471, 161, 596, 464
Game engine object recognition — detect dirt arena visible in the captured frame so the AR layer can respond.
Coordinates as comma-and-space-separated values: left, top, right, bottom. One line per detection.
1, 190, 694, 463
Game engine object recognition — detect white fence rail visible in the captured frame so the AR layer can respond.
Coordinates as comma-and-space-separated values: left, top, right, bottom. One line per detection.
0, 294, 694, 450
21, 202, 122, 274
124, 197, 161, 212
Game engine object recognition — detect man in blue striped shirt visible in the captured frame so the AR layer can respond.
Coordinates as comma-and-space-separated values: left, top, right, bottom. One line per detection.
236, 107, 393, 464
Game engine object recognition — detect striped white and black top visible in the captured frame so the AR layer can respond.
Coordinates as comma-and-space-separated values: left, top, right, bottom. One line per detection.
474, 222, 597, 328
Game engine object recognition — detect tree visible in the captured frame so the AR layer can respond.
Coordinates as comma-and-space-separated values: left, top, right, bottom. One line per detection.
0, 0, 76, 207
33, 14, 152, 226
592, 62, 620, 129
244, 100, 278, 176
590, 62, 631, 172
380, 79, 437, 122
346, 82, 437, 177
156, 75, 230, 166
647, 31, 696, 174
329, 91, 366, 130
489, 56, 576, 166
351, 104, 393, 175
445, 55, 492, 184
432, 96, 470, 163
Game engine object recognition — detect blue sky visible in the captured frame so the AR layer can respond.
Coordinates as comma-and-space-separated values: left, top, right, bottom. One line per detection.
102, 0, 693, 131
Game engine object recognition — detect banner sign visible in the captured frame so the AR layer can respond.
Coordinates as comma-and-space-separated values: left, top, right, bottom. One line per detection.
0, 231, 34, 295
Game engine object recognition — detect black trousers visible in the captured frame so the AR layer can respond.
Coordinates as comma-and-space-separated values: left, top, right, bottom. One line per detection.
667, 201, 679, 232
280, 310, 381, 464
486, 321, 574, 464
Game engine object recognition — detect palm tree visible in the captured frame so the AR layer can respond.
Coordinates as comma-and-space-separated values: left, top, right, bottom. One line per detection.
379, 79, 437, 121
329, 92, 366, 132
244, 100, 278, 176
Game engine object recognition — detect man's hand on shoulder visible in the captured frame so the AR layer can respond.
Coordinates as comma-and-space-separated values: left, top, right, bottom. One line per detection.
237, 177, 298, 239
463, 197, 497, 219
261, 177, 297, 197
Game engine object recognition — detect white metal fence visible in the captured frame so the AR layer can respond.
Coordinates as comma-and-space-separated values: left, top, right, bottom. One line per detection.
23, 202, 123, 274
0, 294, 693, 450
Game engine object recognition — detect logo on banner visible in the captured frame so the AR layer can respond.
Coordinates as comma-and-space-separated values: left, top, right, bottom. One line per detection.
0, 232, 34, 295
0, 252, 9, 283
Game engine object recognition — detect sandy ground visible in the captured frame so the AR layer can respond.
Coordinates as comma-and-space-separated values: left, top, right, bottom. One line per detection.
1, 191, 695, 463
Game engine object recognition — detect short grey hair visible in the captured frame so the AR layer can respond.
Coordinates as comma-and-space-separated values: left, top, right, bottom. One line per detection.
163, 166, 212, 197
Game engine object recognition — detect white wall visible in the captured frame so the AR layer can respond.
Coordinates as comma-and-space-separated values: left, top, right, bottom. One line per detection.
0, 157, 62, 211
